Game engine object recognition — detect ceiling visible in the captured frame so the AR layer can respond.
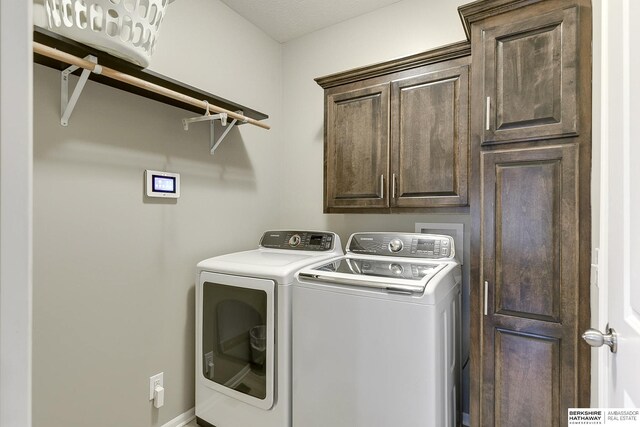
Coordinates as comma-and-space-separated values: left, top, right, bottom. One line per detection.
219, 0, 404, 43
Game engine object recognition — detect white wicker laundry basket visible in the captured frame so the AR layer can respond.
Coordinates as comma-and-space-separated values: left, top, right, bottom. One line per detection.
42, 0, 173, 68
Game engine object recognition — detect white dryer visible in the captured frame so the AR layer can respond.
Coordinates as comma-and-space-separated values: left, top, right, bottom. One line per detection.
293, 232, 461, 427
195, 230, 342, 427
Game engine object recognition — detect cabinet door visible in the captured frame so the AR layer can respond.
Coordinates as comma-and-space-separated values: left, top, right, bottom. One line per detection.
480, 145, 580, 426
482, 7, 578, 145
325, 84, 389, 210
390, 66, 469, 207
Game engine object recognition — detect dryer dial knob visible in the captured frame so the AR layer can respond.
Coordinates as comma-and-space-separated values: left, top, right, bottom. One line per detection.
289, 234, 301, 247
389, 238, 403, 253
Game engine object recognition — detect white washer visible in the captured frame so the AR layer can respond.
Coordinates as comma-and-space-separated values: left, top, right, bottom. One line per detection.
196, 230, 343, 427
293, 232, 461, 427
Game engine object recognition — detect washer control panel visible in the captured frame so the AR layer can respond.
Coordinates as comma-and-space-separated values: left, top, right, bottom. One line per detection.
259, 230, 336, 251
347, 232, 455, 259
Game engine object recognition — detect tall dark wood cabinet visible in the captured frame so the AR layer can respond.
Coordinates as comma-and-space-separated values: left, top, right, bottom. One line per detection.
460, 0, 593, 426
317, 44, 471, 213
480, 145, 580, 426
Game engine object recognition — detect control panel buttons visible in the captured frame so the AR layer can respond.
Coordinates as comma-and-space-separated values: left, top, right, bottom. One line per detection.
389, 238, 403, 253
325, 236, 333, 249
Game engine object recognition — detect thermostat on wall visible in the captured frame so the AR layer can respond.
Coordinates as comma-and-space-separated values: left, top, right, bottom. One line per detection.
145, 170, 180, 198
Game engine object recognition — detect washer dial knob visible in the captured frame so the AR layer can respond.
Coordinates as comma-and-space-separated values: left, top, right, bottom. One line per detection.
389, 263, 404, 275
288, 234, 301, 247
389, 238, 403, 253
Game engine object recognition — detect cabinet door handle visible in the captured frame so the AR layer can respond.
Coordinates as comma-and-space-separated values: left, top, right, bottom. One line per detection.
485, 96, 491, 131
379, 174, 384, 199
484, 281, 489, 316
392, 173, 397, 199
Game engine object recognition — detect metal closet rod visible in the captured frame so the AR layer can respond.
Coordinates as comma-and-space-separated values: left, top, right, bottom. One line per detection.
33, 42, 271, 130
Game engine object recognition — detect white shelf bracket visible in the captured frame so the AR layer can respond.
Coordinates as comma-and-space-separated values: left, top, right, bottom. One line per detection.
60, 55, 100, 126
209, 117, 238, 155
182, 108, 242, 156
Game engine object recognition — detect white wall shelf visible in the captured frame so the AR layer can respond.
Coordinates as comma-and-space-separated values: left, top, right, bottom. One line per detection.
33, 26, 270, 126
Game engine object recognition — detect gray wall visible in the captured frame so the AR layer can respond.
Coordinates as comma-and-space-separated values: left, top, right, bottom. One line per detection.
1, 1, 33, 425
278, 0, 469, 262
33, 1, 282, 425
279, 0, 468, 234
278, 0, 471, 415
34, 0, 476, 425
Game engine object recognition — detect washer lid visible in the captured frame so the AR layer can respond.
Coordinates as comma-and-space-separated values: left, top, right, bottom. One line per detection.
298, 255, 449, 294
315, 257, 441, 281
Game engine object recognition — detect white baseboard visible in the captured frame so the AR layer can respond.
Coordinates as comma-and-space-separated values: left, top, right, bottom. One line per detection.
161, 408, 195, 427
462, 411, 470, 426
166, 407, 465, 427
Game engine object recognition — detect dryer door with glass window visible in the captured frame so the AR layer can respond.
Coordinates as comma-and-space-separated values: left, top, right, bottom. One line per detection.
199, 272, 275, 410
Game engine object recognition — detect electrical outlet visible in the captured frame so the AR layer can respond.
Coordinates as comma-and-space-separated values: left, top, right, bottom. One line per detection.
149, 372, 163, 400
204, 352, 214, 379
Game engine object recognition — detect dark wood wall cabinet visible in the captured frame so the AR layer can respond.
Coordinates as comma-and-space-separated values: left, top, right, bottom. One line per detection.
480, 6, 579, 145
460, 0, 592, 426
317, 44, 470, 213
318, 0, 592, 425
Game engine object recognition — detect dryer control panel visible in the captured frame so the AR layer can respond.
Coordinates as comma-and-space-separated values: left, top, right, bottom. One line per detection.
347, 232, 455, 259
259, 230, 336, 251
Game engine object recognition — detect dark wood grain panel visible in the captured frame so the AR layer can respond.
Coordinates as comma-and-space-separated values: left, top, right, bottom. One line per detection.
482, 6, 578, 144
495, 160, 561, 321
494, 329, 560, 427
325, 84, 389, 210
398, 77, 456, 195
480, 144, 580, 427
390, 66, 469, 207
483, 146, 577, 323
497, 24, 562, 129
